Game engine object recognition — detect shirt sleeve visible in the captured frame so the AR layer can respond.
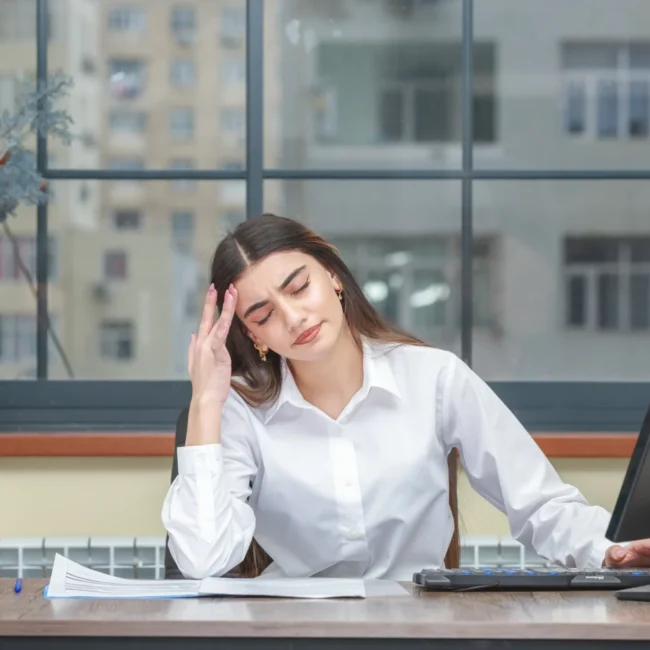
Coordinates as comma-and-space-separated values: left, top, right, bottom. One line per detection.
439, 353, 613, 569
161, 390, 259, 579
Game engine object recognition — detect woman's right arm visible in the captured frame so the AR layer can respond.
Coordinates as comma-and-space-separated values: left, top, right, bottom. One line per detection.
161, 393, 259, 580
161, 282, 258, 579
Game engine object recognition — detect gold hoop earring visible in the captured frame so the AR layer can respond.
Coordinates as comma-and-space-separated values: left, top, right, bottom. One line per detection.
254, 343, 267, 362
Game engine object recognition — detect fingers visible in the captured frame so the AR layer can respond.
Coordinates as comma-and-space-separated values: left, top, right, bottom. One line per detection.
211, 284, 238, 344
604, 544, 630, 567
198, 284, 218, 341
187, 332, 196, 375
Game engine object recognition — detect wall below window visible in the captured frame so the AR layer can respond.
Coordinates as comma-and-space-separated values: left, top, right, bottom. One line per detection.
0, 457, 628, 539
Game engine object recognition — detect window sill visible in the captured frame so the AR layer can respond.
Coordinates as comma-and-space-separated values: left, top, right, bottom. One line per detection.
0, 432, 636, 458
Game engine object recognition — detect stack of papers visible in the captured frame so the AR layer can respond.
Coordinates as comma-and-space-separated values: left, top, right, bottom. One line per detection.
46, 554, 370, 599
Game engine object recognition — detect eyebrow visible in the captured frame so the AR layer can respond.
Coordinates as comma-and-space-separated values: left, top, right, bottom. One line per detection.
243, 265, 307, 319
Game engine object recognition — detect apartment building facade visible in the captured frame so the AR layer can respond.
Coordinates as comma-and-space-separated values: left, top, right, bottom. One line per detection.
0, 0, 282, 380
275, 0, 650, 380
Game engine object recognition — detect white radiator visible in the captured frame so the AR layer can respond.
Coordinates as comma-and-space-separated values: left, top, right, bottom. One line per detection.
0, 535, 553, 579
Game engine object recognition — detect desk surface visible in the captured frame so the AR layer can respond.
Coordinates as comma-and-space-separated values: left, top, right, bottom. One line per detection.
2, 579, 650, 649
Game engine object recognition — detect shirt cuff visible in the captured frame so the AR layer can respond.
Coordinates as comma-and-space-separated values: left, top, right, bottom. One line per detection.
177, 443, 223, 475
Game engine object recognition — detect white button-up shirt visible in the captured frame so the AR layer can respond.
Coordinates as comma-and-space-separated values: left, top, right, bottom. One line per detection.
162, 340, 613, 580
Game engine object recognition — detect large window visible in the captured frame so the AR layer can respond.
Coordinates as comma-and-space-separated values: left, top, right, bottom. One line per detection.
563, 43, 650, 140
2, 0, 650, 429
565, 237, 650, 332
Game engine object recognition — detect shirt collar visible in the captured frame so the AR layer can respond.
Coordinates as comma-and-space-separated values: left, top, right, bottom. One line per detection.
261, 338, 402, 424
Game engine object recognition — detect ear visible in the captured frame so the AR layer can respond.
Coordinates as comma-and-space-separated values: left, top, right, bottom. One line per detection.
329, 272, 342, 292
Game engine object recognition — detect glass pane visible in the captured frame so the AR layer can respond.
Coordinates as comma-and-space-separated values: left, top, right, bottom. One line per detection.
0, 3, 39, 380
475, 1, 650, 169
631, 238, 650, 262
47, 181, 245, 380
0, 207, 39, 380
630, 274, 650, 330
411, 269, 449, 332
264, 0, 462, 168
596, 80, 618, 138
566, 276, 587, 327
565, 81, 586, 135
629, 80, 649, 137
265, 180, 461, 353
474, 181, 650, 380
597, 273, 619, 329
48, 0, 246, 169
364, 270, 401, 326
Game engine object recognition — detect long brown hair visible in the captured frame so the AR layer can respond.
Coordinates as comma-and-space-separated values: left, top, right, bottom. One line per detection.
210, 213, 460, 577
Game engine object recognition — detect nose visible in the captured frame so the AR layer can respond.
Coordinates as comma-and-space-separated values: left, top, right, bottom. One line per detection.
280, 299, 306, 332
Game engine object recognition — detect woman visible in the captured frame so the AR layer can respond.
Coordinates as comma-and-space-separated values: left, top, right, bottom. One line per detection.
162, 213, 648, 580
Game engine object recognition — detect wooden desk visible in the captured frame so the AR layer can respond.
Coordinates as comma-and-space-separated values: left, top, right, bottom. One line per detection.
1, 579, 650, 649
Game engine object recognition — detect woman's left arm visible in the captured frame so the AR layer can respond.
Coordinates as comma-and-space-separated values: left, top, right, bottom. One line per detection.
439, 353, 641, 569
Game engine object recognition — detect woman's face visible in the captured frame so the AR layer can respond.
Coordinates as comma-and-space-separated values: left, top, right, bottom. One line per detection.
234, 250, 345, 362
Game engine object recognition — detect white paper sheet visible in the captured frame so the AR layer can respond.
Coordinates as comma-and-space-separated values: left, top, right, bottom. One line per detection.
45, 554, 372, 599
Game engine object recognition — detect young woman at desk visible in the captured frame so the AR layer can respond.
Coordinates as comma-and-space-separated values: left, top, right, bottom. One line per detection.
162, 213, 650, 580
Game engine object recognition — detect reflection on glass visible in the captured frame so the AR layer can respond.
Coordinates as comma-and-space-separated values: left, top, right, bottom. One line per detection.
475, 183, 650, 381
11, 181, 246, 380
412, 270, 449, 331
264, 0, 464, 168
48, 0, 247, 169
266, 179, 469, 353
476, 2, 650, 168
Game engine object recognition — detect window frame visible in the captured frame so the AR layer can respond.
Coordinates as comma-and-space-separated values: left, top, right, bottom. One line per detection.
562, 43, 650, 140
2, 0, 650, 438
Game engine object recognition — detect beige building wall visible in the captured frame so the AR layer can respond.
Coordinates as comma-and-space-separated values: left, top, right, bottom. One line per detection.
1, 0, 282, 380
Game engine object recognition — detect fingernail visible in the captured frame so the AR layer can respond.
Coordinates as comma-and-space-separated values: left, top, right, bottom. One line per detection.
616, 549, 626, 560
209, 284, 215, 294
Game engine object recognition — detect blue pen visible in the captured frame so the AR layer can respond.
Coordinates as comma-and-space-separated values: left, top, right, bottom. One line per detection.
14, 578, 22, 593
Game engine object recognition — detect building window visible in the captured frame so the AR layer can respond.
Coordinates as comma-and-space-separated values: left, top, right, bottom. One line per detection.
221, 160, 244, 171
171, 59, 196, 87
113, 210, 142, 230
107, 6, 146, 32
314, 42, 496, 145
170, 6, 196, 41
170, 158, 195, 190
109, 110, 147, 133
331, 237, 495, 342
562, 43, 650, 139
565, 236, 650, 331
171, 211, 194, 251
170, 107, 194, 140
220, 7, 245, 47
0, 235, 56, 282
103, 251, 128, 280
108, 59, 146, 100
99, 321, 134, 360
220, 107, 245, 137
0, 314, 36, 364
220, 58, 245, 85
107, 157, 144, 171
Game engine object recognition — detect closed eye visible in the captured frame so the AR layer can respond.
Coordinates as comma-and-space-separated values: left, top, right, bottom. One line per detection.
257, 310, 273, 326
291, 280, 310, 295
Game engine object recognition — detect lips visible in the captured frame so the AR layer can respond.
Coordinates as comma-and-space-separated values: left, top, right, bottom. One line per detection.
294, 323, 322, 346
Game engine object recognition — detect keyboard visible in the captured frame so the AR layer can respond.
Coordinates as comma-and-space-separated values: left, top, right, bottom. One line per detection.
413, 567, 650, 591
